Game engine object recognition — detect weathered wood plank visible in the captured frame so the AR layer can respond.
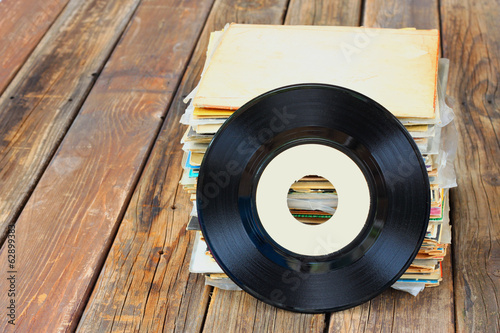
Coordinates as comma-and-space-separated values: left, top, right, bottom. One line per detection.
203, 288, 325, 332
325, 1, 455, 332
78, 0, 303, 331
363, 0, 439, 29
0, 0, 213, 331
175, 274, 212, 333
0, 0, 143, 242
284, 0, 361, 26
76, 20, 213, 327
328, 254, 454, 332
0, 0, 69, 95
441, 0, 500, 332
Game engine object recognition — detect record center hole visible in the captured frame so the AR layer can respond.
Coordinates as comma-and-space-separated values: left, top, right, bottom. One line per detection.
287, 175, 338, 225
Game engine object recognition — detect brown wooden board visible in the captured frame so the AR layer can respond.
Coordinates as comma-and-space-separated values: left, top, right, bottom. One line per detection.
284, 0, 361, 26
0, 0, 213, 331
78, 0, 306, 331
326, 255, 454, 332
76, 7, 216, 325
441, 0, 500, 332
0, 0, 143, 243
203, 288, 325, 332
324, 1, 455, 332
0, 0, 69, 95
363, 0, 439, 29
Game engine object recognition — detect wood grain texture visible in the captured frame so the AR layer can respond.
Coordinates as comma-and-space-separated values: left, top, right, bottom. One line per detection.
79, 0, 302, 331
326, 1, 455, 332
0, 0, 142, 243
327, 255, 455, 332
0, 0, 213, 331
76, 7, 216, 326
441, 0, 500, 332
0, 0, 69, 95
284, 0, 361, 25
363, 0, 439, 29
203, 288, 325, 332
2, 0, 496, 330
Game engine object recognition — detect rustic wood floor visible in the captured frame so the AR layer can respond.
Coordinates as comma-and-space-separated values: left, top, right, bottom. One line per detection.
0, 0, 498, 332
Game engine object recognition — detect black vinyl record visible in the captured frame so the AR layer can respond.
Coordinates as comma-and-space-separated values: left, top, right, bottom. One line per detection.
197, 84, 430, 313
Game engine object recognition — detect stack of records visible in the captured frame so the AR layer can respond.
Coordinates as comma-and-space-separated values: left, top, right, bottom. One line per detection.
180, 24, 456, 295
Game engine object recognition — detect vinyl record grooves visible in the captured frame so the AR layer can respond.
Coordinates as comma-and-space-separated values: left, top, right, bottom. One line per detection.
197, 84, 430, 313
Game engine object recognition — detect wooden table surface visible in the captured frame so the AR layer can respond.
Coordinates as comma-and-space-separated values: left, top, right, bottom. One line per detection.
0, 0, 498, 331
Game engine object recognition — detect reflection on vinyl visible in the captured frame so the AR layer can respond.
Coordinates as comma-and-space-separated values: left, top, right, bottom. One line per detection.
197, 84, 430, 313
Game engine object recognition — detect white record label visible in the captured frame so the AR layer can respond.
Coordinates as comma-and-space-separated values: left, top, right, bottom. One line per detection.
256, 144, 371, 256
